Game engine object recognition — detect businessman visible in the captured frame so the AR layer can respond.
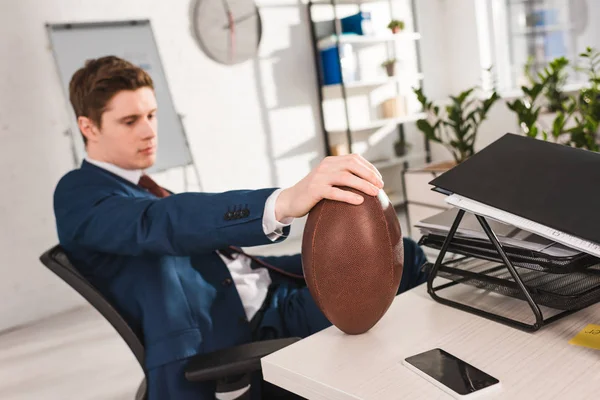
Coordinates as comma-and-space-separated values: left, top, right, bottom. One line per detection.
53, 56, 428, 399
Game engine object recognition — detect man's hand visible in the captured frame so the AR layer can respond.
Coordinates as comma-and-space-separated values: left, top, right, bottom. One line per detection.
275, 154, 384, 221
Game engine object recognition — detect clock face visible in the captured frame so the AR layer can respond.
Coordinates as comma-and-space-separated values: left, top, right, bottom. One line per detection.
191, 0, 262, 65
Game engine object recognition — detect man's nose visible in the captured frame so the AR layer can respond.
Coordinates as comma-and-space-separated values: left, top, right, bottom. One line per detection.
139, 118, 156, 139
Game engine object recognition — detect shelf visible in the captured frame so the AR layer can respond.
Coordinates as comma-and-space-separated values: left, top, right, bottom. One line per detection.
317, 32, 420, 50
371, 152, 426, 170
321, 74, 424, 97
327, 112, 426, 135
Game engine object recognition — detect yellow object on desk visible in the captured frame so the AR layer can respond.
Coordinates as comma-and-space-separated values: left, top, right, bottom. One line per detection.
569, 324, 600, 350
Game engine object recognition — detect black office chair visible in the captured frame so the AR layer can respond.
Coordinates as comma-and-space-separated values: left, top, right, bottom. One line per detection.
39, 245, 300, 400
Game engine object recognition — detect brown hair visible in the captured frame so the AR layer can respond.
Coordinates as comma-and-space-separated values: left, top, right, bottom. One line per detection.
68, 56, 154, 144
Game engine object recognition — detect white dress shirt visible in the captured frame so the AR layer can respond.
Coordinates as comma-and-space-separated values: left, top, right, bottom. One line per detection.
85, 157, 293, 320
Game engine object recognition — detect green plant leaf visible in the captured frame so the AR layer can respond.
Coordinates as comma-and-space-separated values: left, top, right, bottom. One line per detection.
416, 119, 441, 143
552, 112, 565, 138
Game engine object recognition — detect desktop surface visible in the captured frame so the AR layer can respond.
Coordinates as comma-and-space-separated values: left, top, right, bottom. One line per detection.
262, 280, 600, 399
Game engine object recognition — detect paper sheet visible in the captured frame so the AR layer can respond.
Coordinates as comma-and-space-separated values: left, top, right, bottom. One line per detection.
415, 208, 581, 258
445, 194, 600, 259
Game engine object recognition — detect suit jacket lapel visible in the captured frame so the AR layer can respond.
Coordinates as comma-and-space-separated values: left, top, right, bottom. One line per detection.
80, 160, 151, 197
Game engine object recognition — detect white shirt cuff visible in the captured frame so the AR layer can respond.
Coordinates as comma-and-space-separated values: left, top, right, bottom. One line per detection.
263, 188, 294, 241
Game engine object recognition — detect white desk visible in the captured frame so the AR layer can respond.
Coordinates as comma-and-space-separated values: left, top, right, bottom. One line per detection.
261, 280, 600, 399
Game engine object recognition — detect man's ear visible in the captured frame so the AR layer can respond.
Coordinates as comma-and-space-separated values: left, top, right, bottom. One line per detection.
77, 116, 100, 143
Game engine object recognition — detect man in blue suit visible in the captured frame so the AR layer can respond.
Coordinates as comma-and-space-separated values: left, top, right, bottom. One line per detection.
53, 56, 428, 399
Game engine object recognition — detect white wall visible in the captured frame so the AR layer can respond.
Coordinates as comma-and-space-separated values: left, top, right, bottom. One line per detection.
0, 0, 323, 331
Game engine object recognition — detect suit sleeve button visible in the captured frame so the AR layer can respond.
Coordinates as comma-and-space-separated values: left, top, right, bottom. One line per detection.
222, 278, 233, 286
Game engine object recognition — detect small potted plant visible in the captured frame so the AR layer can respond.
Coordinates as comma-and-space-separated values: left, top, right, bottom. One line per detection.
382, 59, 396, 77
387, 19, 405, 34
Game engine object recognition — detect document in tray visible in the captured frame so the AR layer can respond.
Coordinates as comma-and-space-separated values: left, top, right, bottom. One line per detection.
445, 194, 600, 259
415, 208, 582, 258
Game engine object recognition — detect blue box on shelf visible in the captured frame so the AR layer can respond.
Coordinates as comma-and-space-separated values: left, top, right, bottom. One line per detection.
319, 43, 357, 86
341, 11, 372, 35
320, 46, 342, 85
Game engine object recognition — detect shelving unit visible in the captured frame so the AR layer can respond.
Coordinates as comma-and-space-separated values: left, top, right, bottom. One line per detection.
307, 0, 430, 210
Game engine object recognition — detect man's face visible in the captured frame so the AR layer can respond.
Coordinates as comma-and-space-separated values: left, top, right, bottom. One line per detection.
80, 87, 158, 170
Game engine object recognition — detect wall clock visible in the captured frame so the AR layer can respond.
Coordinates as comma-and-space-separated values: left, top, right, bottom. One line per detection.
191, 0, 263, 65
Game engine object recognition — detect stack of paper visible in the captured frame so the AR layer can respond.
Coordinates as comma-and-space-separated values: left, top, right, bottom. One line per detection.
444, 194, 600, 259
416, 206, 583, 258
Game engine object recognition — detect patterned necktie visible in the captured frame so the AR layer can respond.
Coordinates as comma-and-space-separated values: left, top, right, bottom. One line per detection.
138, 174, 171, 198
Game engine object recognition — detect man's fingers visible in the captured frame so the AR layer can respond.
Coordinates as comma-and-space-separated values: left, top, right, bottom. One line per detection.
322, 154, 382, 182
343, 156, 384, 189
332, 172, 380, 196
351, 154, 383, 180
323, 187, 364, 205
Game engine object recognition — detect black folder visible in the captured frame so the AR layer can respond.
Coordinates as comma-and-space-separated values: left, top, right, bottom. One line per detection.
429, 133, 600, 246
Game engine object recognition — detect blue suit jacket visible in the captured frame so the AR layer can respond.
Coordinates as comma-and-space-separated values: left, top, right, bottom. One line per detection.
53, 161, 302, 370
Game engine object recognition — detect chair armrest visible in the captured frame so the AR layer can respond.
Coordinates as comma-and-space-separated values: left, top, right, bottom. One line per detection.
184, 337, 300, 382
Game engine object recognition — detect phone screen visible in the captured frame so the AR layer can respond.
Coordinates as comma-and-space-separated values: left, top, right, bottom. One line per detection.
405, 348, 499, 395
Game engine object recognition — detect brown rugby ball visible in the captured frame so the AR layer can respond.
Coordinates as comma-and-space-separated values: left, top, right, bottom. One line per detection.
301, 187, 404, 334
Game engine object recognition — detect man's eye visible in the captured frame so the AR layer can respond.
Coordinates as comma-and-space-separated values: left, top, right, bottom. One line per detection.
148, 113, 156, 120
125, 120, 135, 126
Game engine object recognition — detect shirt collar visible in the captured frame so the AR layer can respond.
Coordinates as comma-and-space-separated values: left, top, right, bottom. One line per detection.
85, 157, 143, 185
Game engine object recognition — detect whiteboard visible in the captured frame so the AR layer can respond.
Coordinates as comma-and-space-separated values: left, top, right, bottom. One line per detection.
48, 20, 193, 173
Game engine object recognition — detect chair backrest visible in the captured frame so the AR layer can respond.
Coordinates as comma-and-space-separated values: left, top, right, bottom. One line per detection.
39, 245, 145, 368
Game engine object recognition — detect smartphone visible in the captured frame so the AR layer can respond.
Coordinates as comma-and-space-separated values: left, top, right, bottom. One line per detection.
402, 348, 500, 398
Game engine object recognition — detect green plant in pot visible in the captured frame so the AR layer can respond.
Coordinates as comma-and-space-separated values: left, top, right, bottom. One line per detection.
387, 19, 405, 34
506, 81, 546, 139
507, 48, 600, 151
507, 57, 568, 141
568, 47, 600, 150
578, 47, 600, 126
526, 57, 570, 113
508, 57, 574, 143
414, 86, 500, 164
382, 59, 396, 77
